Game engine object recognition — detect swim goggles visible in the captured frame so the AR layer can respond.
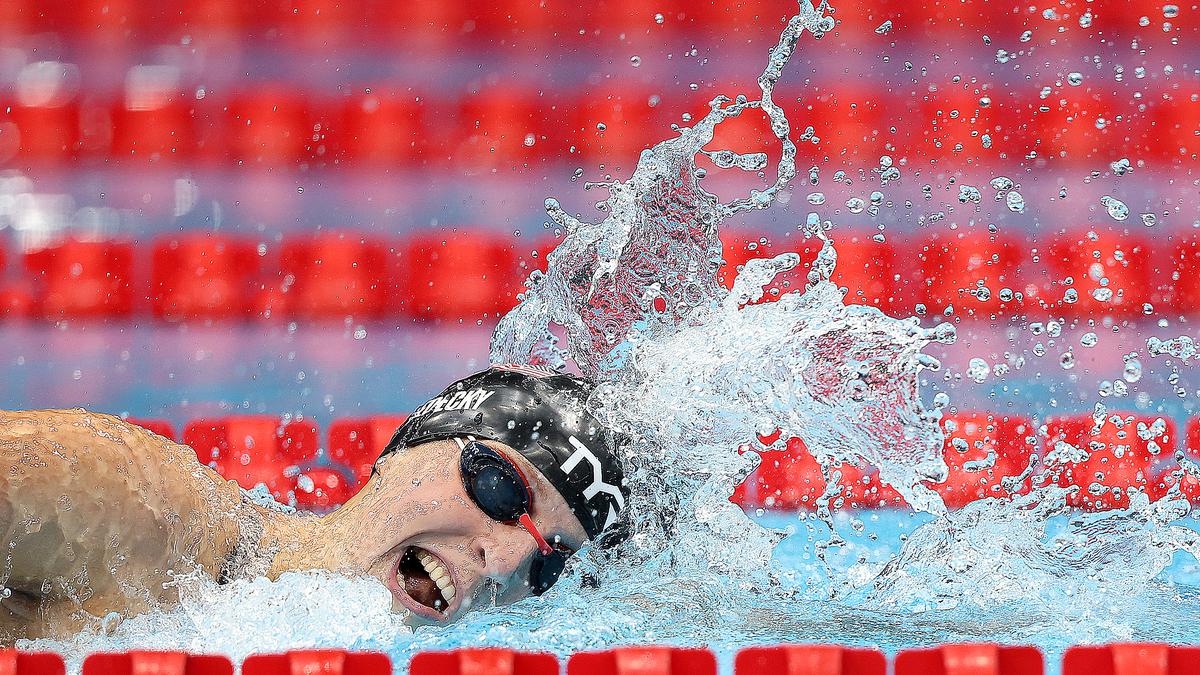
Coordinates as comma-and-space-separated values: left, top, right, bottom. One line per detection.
458, 439, 575, 596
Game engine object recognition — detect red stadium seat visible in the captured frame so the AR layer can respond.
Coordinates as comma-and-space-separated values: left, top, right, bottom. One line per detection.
242, 651, 391, 675
1152, 92, 1200, 164
269, 234, 395, 320
935, 413, 1033, 508
24, 239, 136, 319
1063, 644, 1200, 675
294, 467, 355, 512
328, 416, 407, 485
0, 650, 66, 675
895, 644, 1044, 675
1045, 413, 1174, 510
375, 0, 473, 49
1155, 234, 1200, 313
1163, 418, 1200, 502
917, 230, 1023, 318
734, 645, 886, 675
795, 87, 887, 165
82, 652, 231, 675
398, 232, 522, 321
5, 101, 82, 163
570, 89, 661, 169
473, 0, 574, 44
152, 234, 259, 321
455, 89, 549, 170
172, 0, 249, 41
253, 0, 366, 49
1006, 90, 1132, 164
915, 86, 1004, 165
568, 647, 716, 675
826, 231, 898, 313
226, 91, 317, 166
183, 416, 319, 500
338, 94, 428, 166
125, 418, 178, 441
110, 97, 196, 163
736, 438, 824, 510
1041, 230, 1151, 318
40, 0, 152, 44
410, 649, 559, 675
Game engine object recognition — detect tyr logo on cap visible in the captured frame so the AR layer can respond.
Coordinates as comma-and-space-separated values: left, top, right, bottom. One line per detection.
560, 435, 625, 529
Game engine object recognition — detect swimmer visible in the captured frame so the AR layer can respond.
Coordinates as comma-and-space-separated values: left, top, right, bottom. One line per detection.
0, 365, 628, 642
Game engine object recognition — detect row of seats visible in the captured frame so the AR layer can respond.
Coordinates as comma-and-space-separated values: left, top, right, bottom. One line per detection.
0, 85, 1195, 167
734, 412, 1198, 512
1, 0, 1185, 46
125, 410, 1200, 514
0, 233, 532, 322
6, 643, 1199, 675
1, 227, 1197, 322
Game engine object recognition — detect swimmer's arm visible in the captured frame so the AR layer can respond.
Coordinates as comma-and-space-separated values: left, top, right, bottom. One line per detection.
0, 409, 244, 614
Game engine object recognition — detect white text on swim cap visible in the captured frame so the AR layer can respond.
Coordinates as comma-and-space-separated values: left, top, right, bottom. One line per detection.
561, 435, 625, 531
411, 389, 496, 417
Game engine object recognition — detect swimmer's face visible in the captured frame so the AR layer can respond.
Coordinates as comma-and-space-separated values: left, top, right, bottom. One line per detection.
343, 438, 588, 627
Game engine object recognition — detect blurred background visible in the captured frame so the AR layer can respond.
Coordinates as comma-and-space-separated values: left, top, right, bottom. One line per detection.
0, 0, 1195, 511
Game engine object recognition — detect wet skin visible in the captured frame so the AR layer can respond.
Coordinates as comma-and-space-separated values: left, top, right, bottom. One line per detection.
0, 409, 587, 643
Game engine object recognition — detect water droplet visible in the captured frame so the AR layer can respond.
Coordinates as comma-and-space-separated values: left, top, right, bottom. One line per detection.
875, 20, 893, 34
1110, 158, 1132, 175
1079, 10, 1093, 27
1067, 72, 1083, 86
1124, 358, 1143, 382
1063, 288, 1079, 304
597, 122, 607, 132
806, 192, 826, 205
846, 197, 866, 214
630, 55, 642, 67
572, 168, 584, 182
990, 176, 1014, 191
1047, 320, 1062, 337
1081, 332, 1099, 347
1141, 213, 1157, 227
523, 133, 536, 147
1100, 195, 1130, 221
1005, 191, 1025, 213
654, 12, 665, 24
967, 358, 991, 383
1092, 288, 1114, 302
1019, 30, 1033, 42
1164, 4, 1180, 18
1060, 352, 1076, 369
958, 185, 982, 203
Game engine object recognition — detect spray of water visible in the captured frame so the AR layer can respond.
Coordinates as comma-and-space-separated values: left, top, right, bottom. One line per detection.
23, 0, 1200, 667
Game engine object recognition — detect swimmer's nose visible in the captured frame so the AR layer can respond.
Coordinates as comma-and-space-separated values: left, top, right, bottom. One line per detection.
473, 531, 537, 588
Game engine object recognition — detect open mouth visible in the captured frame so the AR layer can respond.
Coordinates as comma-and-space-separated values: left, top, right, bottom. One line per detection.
394, 546, 457, 617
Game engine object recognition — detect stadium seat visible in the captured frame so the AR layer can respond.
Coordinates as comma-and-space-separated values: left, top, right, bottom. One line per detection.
253, 0, 365, 49
1152, 91, 1200, 164
337, 94, 428, 166
1045, 413, 1174, 510
915, 85, 1005, 165
374, 0, 473, 49
1154, 234, 1200, 313
5, 101, 82, 163
125, 418, 178, 441
936, 413, 1033, 508
82, 652, 232, 675
735, 438, 824, 510
169, 0, 249, 42
824, 231, 898, 313
410, 649, 559, 675
455, 88, 549, 170
24, 239, 136, 319
225, 91, 317, 166
242, 651, 391, 675
734, 645, 886, 675
327, 416, 408, 485
795, 87, 887, 165
1062, 644, 1200, 675
294, 467, 356, 512
568, 647, 717, 675
1040, 231, 1151, 318
918, 231, 1023, 318
398, 232, 522, 321
151, 234, 259, 321
271, 234, 395, 320
570, 89, 661, 169
183, 416, 319, 500
895, 644, 1044, 675
473, 0, 574, 44
110, 97, 196, 163
0, 650, 66, 675
1009, 90, 1130, 164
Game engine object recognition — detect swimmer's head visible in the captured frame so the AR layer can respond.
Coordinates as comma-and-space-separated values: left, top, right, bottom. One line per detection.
334, 365, 628, 626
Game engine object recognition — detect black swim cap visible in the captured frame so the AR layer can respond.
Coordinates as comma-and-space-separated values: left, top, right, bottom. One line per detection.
377, 365, 629, 545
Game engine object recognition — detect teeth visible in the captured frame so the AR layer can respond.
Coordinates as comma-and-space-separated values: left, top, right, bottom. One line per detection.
413, 548, 456, 609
